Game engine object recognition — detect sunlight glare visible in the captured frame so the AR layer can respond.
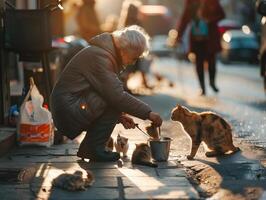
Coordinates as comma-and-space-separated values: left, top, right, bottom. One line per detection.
117, 168, 164, 191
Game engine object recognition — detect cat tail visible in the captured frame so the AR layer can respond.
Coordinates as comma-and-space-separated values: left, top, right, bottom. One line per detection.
139, 161, 158, 168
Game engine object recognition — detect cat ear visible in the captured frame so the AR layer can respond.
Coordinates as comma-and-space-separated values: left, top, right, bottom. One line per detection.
118, 134, 120, 137
135, 143, 138, 147
183, 106, 190, 112
125, 138, 128, 142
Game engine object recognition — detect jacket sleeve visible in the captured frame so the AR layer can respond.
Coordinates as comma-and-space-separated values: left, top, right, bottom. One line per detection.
176, 0, 193, 39
81, 54, 152, 120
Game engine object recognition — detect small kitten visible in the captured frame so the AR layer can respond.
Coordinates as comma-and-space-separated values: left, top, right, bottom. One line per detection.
52, 170, 94, 191
106, 137, 114, 152
115, 134, 129, 157
146, 124, 160, 139
131, 143, 158, 168
171, 104, 240, 160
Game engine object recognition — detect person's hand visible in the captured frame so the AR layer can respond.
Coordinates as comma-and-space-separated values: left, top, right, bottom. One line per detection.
148, 112, 162, 127
174, 36, 183, 47
119, 114, 136, 129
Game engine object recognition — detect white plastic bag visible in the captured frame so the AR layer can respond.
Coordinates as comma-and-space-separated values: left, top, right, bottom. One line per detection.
17, 78, 54, 147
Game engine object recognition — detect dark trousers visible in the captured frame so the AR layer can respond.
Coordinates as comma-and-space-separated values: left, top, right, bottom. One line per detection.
193, 40, 217, 92
78, 108, 121, 156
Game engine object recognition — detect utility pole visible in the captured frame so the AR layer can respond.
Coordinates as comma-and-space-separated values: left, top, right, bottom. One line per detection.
0, 0, 10, 125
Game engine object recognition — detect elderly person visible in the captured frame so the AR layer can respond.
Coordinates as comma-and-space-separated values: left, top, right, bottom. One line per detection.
50, 25, 162, 162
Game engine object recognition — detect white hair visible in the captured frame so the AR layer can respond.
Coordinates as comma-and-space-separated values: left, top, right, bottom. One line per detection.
112, 25, 150, 57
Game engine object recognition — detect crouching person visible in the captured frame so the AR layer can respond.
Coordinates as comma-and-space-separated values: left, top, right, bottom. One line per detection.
50, 25, 162, 162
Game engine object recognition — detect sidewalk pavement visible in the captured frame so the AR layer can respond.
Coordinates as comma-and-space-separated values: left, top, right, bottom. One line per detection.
0, 120, 200, 200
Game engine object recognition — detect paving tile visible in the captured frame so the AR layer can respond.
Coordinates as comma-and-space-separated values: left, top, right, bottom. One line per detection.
7, 155, 79, 163
0, 186, 32, 200
31, 186, 119, 200
47, 161, 120, 170
11, 148, 69, 156
51, 187, 119, 200
117, 168, 157, 177
88, 168, 156, 177
156, 160, 182, 169
156, 168, 187, 177
122, 176, 192, 187
32, 176, 118, 188
124, 186, 199, 199
0, 162, 39, 169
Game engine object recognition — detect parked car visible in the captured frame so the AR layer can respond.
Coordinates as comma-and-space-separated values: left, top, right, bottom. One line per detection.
218, 19, 242, 36
256, 0, 266, 92
139, 5, 174, 37
220, 28, 259, 64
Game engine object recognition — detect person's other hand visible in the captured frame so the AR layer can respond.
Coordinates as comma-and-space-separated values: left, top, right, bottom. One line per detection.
174, 37, 183, 48
148, 112, 162, 127
119, 114, 135, 129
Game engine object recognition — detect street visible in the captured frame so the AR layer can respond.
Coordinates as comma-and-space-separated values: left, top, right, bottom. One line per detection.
135, 56, 266, 147
129, 56, 266, 199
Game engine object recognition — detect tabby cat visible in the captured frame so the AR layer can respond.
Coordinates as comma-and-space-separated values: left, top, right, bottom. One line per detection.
52, 170, 94, 191
115, 134, 129, 157
171, 104, 240, 160
131, 143, 158, 168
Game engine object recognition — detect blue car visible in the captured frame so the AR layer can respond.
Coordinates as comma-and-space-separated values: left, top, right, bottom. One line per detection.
220, 28, 259, 64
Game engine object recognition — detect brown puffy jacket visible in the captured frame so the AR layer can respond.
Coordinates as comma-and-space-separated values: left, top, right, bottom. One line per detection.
50, 33, 151, 139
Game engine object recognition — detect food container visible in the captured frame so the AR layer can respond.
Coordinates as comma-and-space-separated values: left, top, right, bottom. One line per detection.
149, 137, 172, 162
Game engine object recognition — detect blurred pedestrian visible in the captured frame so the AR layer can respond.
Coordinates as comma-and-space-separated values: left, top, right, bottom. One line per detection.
76, 0, 101, 42
176, 0, 225, 95
101, 14, 119, 33
118, 0, 153, 92
50, 25, 162, 162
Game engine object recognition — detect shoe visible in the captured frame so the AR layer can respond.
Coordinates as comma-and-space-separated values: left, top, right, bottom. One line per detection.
200, 89, 206, 96
210, 84, 219, 93
93, 149, 120, 162
77, 148, 120, 162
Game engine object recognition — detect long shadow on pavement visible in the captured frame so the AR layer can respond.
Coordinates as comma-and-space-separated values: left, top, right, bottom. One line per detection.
195, 150, 266, 199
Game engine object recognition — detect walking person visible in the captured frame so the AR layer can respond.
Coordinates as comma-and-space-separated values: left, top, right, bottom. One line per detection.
176, 0, 225, 95
50, 25, 162, 162
76, 0, 101, 42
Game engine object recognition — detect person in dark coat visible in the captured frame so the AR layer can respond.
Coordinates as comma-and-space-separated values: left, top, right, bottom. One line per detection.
176, 0, 225, 95
76, 0, 101, 42
50, 25, 162, 162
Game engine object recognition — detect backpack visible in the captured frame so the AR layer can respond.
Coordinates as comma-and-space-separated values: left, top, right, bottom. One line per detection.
191, 19, 208, 40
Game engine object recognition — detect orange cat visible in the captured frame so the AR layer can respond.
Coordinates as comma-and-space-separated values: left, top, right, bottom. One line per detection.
171, 104, 240, 160
131, 143, 158, 168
